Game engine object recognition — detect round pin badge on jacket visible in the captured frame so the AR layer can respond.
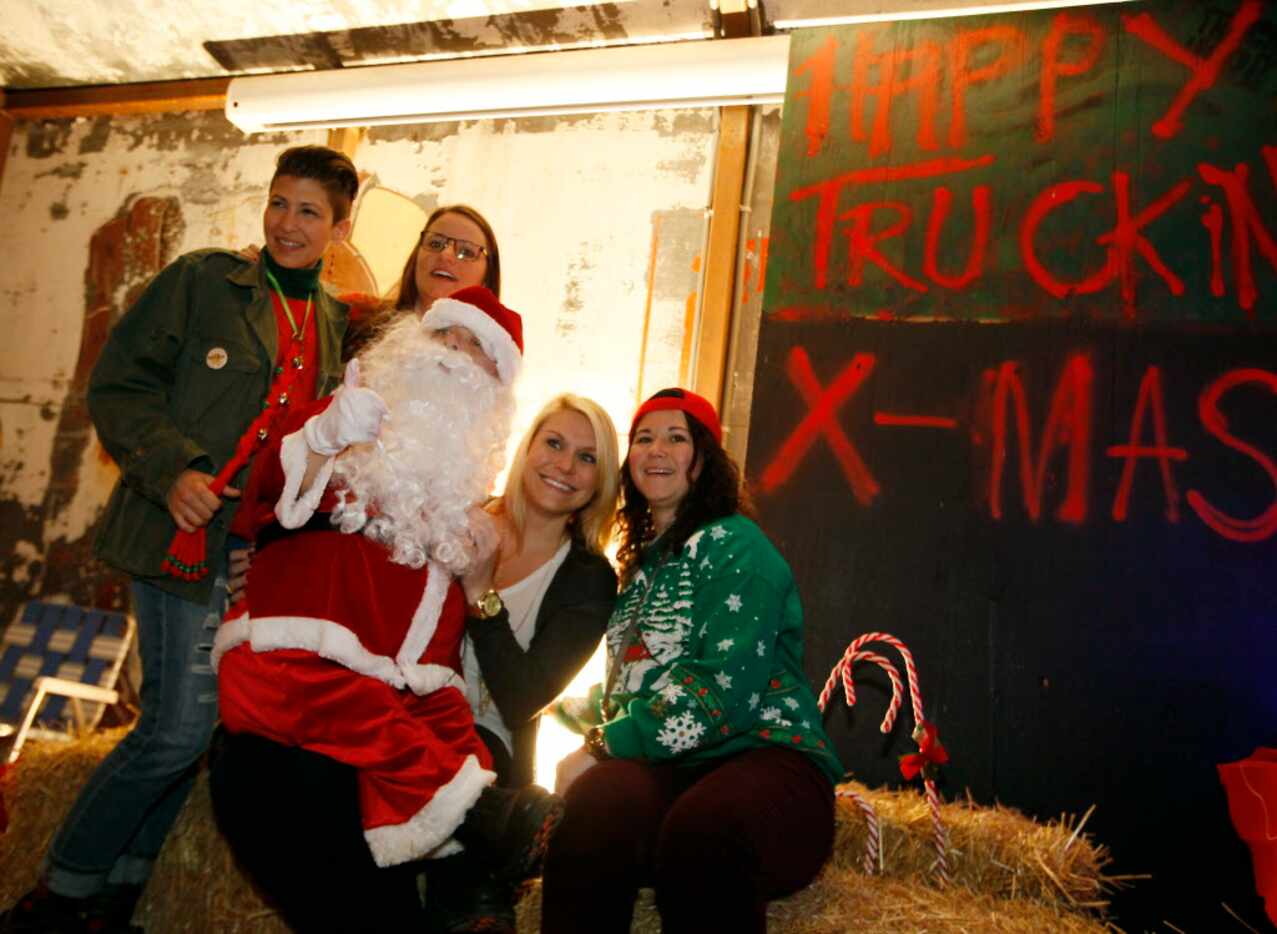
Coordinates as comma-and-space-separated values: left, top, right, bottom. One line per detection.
206, 347, 229, 370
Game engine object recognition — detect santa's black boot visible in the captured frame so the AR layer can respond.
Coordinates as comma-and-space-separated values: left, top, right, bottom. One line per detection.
453, 784, 564, 883
0, 882, 142, 934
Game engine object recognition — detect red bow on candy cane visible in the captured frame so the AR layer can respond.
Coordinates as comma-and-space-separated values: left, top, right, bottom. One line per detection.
899, 720, 948, 781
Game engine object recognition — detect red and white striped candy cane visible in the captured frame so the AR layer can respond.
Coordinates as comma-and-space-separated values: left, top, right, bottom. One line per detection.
819, 650, 903, 734
835, 787, 881, 875
841, 632, 924, 725
822, 632, 951, 883
819, 650, 899, 874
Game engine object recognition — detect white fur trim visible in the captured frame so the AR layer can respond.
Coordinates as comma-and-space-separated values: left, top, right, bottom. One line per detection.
400, 662, 465, 697
275, 429, 336, 529
218, 614, 408, 690
425, 297, 522, 386
211, 612, 465, 697
395, 560, 450, 673
364, 754, 495, 867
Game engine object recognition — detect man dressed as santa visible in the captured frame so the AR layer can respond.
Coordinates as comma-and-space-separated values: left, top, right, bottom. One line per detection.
209, 286, 555, 883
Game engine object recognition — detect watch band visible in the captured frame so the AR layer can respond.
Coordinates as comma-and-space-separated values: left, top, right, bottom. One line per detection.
584, 725, 611, 761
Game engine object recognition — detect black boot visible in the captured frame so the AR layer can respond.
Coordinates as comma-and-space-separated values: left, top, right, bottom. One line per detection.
422, 857, 517, 934
453, 784, 564, 883
0, 882, 142, 934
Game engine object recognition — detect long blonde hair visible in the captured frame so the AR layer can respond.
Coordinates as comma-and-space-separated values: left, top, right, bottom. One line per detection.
501, 394, 619, 555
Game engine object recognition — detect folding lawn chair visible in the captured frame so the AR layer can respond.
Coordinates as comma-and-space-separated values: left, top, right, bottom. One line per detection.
0, 601, 136, 763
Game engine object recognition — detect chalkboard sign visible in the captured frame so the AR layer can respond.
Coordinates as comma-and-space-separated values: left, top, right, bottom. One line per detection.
747, 1, 1277, 927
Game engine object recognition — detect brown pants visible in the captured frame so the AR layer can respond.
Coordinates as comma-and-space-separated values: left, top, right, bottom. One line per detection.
540, 746, 835, 934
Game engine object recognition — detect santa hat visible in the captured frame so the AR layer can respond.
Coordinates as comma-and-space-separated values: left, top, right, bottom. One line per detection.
631, 387, 722, 445
424, 286, 523, 385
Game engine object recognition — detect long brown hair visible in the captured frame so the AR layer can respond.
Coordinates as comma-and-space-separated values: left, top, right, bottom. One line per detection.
615, 412, 751, 585
394, 204, 502, 311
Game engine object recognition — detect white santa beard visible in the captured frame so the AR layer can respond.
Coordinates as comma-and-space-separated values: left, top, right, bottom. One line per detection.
331, 318, 515, 573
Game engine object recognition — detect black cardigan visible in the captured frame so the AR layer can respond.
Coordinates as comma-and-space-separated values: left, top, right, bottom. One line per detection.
464, 539, 617, 788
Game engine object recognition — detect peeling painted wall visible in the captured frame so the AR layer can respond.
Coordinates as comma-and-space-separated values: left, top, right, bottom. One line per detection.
0, 105, 717, 631
0, 110, 322, 627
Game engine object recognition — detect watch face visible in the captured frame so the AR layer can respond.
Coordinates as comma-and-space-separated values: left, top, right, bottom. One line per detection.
479, 590, 502, 617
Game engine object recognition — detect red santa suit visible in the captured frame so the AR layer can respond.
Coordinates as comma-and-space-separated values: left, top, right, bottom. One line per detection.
212, 287, 525, 869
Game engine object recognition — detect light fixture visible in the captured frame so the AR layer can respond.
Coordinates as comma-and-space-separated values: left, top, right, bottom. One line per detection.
225, 36, 790, 133
772, 0, 1139, 29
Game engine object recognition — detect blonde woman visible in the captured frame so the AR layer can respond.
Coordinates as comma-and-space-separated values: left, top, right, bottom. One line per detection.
428, 392, 621, 934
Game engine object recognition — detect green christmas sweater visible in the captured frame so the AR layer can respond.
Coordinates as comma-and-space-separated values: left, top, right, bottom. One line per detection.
593, 514, 842, 784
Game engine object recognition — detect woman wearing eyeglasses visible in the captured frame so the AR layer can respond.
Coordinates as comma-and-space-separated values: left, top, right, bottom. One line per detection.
401, 205, 500, 307
341, 204, 501, 359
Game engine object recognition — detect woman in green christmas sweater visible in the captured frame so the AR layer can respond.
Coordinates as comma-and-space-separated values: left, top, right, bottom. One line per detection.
542, 388, 841, 934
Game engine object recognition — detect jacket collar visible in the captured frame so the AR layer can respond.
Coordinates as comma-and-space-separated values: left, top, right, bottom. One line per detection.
227, 258, 350, 379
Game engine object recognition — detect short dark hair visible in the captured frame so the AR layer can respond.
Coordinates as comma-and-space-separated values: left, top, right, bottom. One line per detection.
272, 146, 360, 222
615, 410, 753, 584
395, 204, 502, 310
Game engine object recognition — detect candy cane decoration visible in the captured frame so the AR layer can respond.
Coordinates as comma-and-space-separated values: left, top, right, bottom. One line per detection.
835, 787, 882, 874
821, 632, 951, 883
819, 650, 900, 875
821, 649, 904, 733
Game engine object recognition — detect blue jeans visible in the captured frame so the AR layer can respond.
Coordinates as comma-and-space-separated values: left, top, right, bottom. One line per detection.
45, 573, 226, 897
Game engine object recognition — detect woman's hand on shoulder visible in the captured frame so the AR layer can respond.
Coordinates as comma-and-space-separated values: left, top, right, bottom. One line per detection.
227, 544, 255, 604
238, 244, 262, 262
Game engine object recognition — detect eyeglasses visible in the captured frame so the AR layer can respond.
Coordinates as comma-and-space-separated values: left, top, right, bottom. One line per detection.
422, 232, 489, 263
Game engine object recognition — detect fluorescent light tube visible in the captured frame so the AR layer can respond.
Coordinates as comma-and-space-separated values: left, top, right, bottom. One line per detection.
772, 0, 1139, 29
226, 36, 790, 133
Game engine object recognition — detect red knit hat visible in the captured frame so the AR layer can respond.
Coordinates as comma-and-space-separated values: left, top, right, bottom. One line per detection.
424, 285, 524, 385
631, 388, 722, 444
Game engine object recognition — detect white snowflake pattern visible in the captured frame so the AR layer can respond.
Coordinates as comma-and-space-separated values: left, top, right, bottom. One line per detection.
716, 637, 735, 652
709, 525, 728, 541
756, 640, 766, 657
715, 671, 733, 690
783, 697, 800, 710
658, 683, 686, 704
656, 711, 706, 754
761, 706, 782, 723
748, 692, 760, 709
725, 594, 743, 613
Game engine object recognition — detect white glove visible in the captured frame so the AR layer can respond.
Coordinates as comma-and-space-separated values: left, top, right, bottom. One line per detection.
302, 359, 389, 456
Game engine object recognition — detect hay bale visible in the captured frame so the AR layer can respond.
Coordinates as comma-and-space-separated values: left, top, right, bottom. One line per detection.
832, 781, 1116, 911
1, 734, 1119, 933
514, 871, 1117, 934
510, 782, 1118, 934
0, 729, 131, 908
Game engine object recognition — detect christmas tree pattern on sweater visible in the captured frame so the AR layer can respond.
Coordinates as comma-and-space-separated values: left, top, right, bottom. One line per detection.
600, 515, 842, 783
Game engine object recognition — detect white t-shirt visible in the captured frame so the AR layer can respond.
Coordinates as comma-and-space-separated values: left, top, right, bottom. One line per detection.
462, 538, 571, 755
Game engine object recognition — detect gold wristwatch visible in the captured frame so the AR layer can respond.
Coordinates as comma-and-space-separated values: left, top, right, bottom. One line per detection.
471, 588, 504, 620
